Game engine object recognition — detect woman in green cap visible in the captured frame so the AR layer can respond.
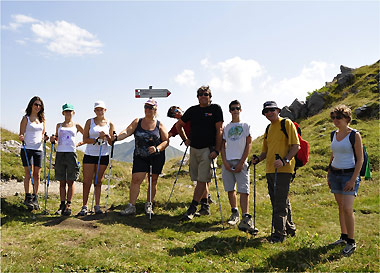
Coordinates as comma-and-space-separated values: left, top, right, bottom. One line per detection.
50, 103, 84, 216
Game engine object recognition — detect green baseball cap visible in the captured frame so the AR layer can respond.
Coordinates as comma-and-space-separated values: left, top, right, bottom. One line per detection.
62, 103, 74, 111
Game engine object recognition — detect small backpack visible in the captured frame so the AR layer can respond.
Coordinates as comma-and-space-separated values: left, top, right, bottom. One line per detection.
265, 118, 309, 180
330, 129, 370, 177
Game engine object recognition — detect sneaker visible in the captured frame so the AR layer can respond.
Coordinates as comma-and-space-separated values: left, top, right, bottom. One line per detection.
32, 194, 39, 210
269, 234, 285, 243
227, 211, 240, 225
63, 203, 72, 216
195, 203, 210, 216
331, 238, 347, 246
55, 203, 66, 215
24, 194, 34, 210
94, 205, 103, 215
180, 206, 197, 221
286, 229, 296, 237
342, 242, 356, 256
145, 202, 154, 215
238, 214, 258, 235
77, 206, 88, 216
120, 203, 136, 216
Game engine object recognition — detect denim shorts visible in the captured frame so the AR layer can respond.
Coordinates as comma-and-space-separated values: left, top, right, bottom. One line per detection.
328, 172, 360, 196
20, 149, 43, 168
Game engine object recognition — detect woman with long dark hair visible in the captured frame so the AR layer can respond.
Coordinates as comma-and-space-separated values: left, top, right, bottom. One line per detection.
19, 96, 48, 210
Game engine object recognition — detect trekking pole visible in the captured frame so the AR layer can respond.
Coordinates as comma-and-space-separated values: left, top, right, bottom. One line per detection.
211, 160, 225, 229
43, 137, 55, 215
165, 145, 189, 208
149, 161, 153, 220
43, 133, 47, 207
271, 154, 280, 236
90, 138, 103, 214
22, 141, 35, 210
105, 132, 116, 215
253, 163, 257, 230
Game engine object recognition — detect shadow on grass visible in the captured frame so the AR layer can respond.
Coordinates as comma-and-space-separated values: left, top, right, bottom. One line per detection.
168, 234, 264, 257
1, 197, 32, 225
248, 244, 342, 272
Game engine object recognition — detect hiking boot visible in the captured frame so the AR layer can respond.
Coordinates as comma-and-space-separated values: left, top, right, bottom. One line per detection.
120, 203, 136, 216
195, 203, 210, 217
77, 206, 88, 216
286, 229, 296, 237
180, 206, 197, 221
24, 193, 34, 210
342, 242, 356, 256
145, 202, 154, 215
94, 205, 103, 215
330, 237, 347, 246
32, 194, 39, 210
227, 211, 240, 225
55, 203, 66, 215
238, 214, 258, 235
207, 194, 215, 204
63, 203, 72, 216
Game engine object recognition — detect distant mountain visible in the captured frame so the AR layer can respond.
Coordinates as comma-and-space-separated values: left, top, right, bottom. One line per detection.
113, 139, 184, 162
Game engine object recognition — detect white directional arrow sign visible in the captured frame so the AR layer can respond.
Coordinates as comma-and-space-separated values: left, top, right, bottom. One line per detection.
135, 88, 171, 98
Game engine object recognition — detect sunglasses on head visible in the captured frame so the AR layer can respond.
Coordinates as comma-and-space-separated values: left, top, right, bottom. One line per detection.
198, 92, 210, 97
263, 108, 276, 114
34, 103, 42, 107
144, 104, 154, 110
230, 106, 241, 111
331, 114, 344, 120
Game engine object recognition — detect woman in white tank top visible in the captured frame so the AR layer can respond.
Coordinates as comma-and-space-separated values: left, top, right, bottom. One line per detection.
327, 105, 363, 256
50, 103, 84, 216
77, 101, 116, 216
19, 96, 49, 210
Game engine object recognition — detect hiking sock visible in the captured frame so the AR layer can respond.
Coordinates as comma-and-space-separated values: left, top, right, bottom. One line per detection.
242, 213, 251, 218
341, 233, 349, 241
67, 201, 71, 204
347, 238, 355, 245
200, 198, 208, 204
60, 201, 65, 206
231, 208, 238, 213
188, 200, 198, 214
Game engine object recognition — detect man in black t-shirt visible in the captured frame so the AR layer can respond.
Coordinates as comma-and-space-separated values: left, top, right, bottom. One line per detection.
176, 85, 223, 221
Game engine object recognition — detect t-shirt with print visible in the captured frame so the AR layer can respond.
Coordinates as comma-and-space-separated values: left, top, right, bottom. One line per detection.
223, 122, 251, 161
262, 118, 300, 174
181, 104, 223, 149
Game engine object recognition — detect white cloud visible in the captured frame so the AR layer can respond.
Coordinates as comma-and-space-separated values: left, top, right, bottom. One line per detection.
270, 61, 336, 100
201, 57, 265, 93
175, 69, 196, 86
3, 14, 103, 56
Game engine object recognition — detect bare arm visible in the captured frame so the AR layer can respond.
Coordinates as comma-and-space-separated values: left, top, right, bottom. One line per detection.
176, 119, 189, 146
82, 119, 95, 144
221, 139, 233, 172
117, 118, 139, 141
158, 122, 169, 151
234, 135, 252, 173
274, 144, 300, 169
19, 116, 27, 142
344, 131, 363, 191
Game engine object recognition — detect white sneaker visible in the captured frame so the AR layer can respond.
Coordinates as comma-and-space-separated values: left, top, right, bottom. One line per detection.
145, 202, 154, 215
227, 211, 240, 225
342, 242, 356, 256
120, 203, 136, 216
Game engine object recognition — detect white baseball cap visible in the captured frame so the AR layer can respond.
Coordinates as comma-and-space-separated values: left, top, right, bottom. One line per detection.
94, 100, 106, 109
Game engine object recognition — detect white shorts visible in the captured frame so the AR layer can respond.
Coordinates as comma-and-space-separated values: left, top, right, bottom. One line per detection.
222, 159, 250, 194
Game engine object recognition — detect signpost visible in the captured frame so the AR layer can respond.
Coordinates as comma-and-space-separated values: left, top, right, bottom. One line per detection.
135, 86, 171, 98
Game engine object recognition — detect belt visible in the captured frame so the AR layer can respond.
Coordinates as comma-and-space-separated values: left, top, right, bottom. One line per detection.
330, 167, 355, 174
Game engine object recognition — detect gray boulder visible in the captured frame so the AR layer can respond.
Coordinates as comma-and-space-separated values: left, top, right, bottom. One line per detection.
340, 65, 353, 74
336, 65, 354, 88
307, 92, 325, 116
354, 103, 379, 119
280, 106, 295, 120
289, 99, 307, 119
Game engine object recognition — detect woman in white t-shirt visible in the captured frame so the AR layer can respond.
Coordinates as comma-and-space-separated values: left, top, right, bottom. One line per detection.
50, 103, 84, 216
328, 104, 363, 256
19, 96, 48, 210
77, 101, 115, 216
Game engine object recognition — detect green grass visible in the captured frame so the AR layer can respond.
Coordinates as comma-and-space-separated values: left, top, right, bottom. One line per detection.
1, 61, 379, 272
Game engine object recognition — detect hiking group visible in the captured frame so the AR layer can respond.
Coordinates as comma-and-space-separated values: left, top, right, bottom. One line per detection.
19, 87, 365, 256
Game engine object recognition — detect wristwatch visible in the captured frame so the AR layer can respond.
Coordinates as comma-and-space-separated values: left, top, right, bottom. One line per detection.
156, 147, 160, 153
284, 157, 290, 165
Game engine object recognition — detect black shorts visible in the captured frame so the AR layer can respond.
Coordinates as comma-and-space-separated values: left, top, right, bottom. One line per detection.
132, 153, 165, 174
83, 154, 109, 166
20, 149, 43, 168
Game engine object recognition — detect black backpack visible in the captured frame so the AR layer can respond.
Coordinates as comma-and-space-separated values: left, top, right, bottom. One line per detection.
330, 129, 369, 176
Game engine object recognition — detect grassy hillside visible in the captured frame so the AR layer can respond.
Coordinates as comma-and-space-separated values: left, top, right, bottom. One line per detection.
1, 61, 379, 272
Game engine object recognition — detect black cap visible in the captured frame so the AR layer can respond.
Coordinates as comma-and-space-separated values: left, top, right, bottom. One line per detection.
262, 101, 280, 115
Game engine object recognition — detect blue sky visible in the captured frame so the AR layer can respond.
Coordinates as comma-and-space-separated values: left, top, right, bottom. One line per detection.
1, 1, 379, 151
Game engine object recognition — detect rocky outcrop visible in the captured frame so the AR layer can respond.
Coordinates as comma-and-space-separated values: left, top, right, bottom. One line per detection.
289, 99, 307, 119
336, 65, 354, 88
307, 92, 326, 116
354, 103, 379, 119
280, 106, 295, 120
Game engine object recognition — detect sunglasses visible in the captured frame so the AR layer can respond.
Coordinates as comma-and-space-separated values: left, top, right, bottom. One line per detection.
34, 103, 42, 107
230, 106, 241, 111
198, 92, 210, 97
331, 115, 344, 120
263, 108, 276, 114
144, 104, 155, 110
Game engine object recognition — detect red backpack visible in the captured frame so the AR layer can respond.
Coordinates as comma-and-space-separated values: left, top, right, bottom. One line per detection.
265, 118, 309, 180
